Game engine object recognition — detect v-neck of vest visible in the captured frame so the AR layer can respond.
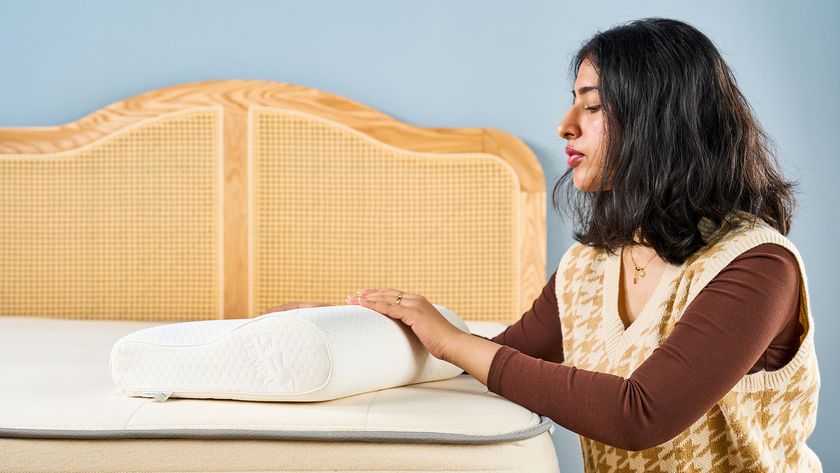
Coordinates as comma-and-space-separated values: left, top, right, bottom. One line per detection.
603, 248, 687, 347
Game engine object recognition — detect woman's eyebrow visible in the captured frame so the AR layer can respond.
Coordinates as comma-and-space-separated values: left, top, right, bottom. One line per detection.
571, 86, 599, 98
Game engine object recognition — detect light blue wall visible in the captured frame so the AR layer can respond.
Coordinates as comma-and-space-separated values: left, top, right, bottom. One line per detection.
2, 1, 837, 471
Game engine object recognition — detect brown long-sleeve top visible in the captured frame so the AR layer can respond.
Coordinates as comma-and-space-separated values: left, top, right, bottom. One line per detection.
469, 243, 802, 451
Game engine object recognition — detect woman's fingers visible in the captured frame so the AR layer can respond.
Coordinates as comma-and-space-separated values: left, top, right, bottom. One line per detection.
356, 288, 385, 296
260, 305, 288, 314
261, 302, 331, 315
348, 290, 411, 306
357, 288, 406, 296
356, 296, 411, 321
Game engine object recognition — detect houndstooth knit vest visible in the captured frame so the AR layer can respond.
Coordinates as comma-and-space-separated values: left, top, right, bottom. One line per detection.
555, 211, 821, 472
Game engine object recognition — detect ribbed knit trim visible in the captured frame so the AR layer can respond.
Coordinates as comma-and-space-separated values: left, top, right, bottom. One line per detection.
602, 250, 687, 362
487, 345, 518, 395
600, 253, 625, 362
694, 229, 816, 392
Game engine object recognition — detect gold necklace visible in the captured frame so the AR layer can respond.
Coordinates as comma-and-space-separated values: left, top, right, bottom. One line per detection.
627, 246, 658, 285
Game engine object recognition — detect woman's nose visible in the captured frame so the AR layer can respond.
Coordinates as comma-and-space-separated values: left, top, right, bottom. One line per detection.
557, 110, 580, 140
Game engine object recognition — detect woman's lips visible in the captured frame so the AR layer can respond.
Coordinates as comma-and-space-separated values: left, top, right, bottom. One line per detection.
565, 145, 584, 168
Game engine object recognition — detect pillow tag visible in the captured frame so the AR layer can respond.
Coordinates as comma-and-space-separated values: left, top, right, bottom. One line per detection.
141, 390, 173, 402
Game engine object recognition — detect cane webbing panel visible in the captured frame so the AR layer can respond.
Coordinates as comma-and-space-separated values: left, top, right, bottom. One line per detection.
250, 107, 520, 323
0, 109, 222, 321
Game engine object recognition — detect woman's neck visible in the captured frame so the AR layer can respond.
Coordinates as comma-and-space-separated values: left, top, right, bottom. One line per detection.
631, 228, 646, 245
627, 229, 664, 265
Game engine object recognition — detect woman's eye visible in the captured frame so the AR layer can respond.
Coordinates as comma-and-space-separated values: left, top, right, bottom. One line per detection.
585, 105, 602, 113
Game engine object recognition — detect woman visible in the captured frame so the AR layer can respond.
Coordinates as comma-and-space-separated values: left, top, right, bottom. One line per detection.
269, 18, 822, 472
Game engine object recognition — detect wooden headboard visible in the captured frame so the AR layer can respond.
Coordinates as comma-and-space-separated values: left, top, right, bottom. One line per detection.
0, 80, 545, 323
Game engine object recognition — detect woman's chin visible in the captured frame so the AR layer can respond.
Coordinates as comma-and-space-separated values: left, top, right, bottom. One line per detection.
572, 172, 605, 192
572, 169, 591, 191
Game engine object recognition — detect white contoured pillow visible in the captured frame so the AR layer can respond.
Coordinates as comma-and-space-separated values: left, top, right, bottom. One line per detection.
110, 304, 470, 402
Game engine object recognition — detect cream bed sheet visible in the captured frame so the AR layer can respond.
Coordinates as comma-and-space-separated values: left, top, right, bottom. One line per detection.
0, 315, 561, 473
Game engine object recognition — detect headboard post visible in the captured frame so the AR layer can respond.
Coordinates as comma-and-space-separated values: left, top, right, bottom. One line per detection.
223, 107, 249, 319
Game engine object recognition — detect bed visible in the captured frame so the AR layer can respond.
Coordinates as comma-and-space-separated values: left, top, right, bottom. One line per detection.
0, 80, 558, 472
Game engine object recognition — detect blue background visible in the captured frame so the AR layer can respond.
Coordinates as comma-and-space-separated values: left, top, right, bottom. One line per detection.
2, 1, 837, 471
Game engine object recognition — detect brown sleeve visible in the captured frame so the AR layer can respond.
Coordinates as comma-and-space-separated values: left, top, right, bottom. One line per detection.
490, 270, 563, 362
485, 243, 801, 451
462, 271, 563, 374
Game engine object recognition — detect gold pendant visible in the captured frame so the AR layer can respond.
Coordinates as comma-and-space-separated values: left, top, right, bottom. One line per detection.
634, 267, 645, 285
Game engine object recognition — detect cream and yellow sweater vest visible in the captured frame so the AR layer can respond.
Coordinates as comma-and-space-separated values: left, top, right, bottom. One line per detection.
555, 211, 821, 472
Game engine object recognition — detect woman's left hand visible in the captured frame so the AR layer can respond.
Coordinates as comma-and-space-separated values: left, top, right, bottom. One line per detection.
346, 289, 465, 361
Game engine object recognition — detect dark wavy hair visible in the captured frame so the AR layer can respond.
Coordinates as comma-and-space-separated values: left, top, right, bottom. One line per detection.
552, 17, 799, 265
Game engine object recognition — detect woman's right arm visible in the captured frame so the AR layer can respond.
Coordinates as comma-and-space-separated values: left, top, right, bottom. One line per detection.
468, 270, 564, 363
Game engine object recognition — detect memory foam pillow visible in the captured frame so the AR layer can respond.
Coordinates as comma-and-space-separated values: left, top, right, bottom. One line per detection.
110, 304, 470, 402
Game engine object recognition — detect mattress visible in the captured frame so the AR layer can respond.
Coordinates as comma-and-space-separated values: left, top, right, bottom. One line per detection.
0, 315, 561, 473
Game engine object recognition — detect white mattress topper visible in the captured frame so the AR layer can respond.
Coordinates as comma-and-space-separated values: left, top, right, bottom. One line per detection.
0, 315, 552, 444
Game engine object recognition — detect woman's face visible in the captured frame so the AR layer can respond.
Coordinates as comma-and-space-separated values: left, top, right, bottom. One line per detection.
557, 57, 608, 191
